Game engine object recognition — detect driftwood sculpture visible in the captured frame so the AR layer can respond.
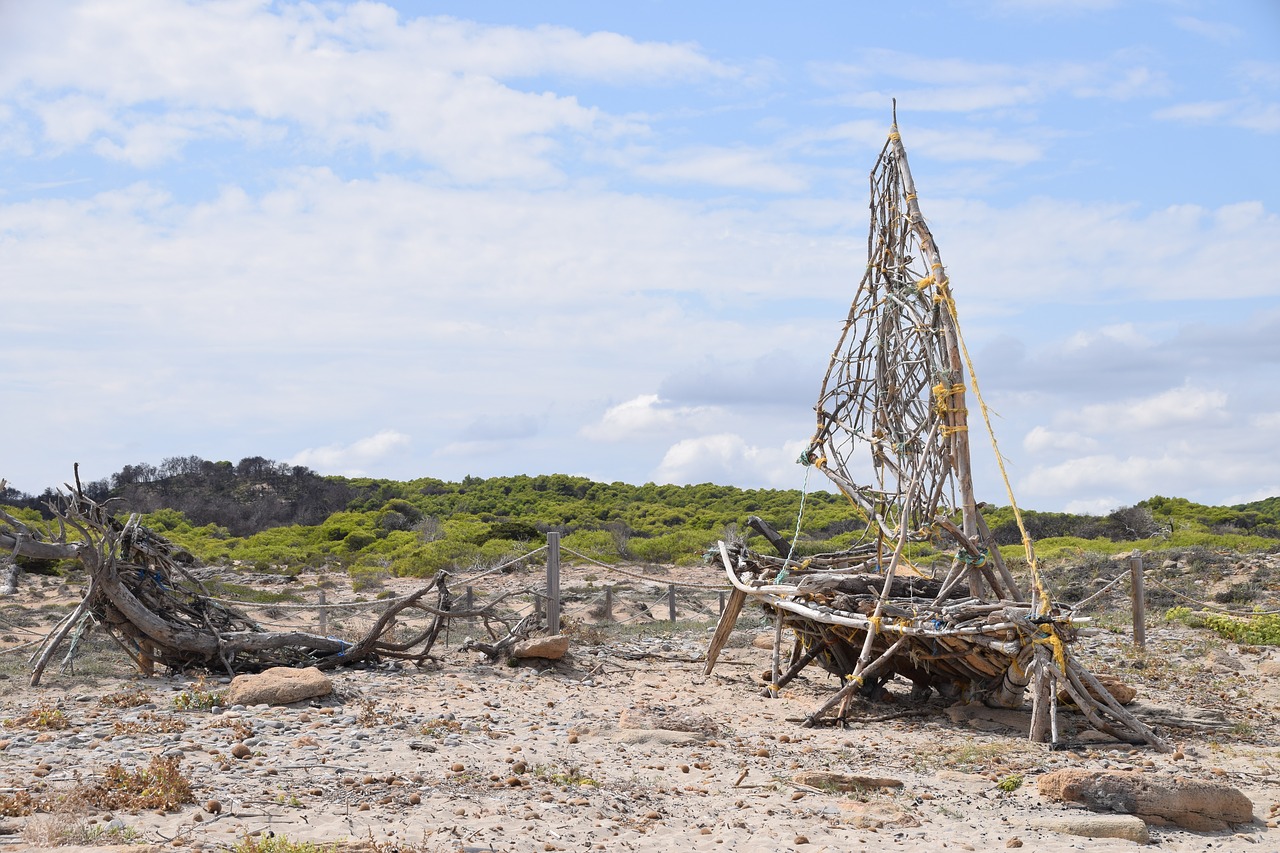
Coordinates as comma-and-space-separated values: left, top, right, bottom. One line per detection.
0, 471, 518, 685
706, 113, 1167, 750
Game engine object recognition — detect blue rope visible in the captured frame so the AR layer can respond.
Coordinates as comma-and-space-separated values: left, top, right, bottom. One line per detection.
776, 462, 813, 583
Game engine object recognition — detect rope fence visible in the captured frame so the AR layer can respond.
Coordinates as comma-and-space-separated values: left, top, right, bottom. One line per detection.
177, 534, 736, 640
164, 537, 1280, 648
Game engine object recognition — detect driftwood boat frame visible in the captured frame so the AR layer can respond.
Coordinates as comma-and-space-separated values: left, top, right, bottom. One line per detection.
705, 112, 1167, 750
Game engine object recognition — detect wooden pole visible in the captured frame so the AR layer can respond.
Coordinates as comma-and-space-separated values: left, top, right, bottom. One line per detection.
546, 531, 561, 634
1129, 551, 1145, 649
317, 589, 327, 635
139, 637, 155, 678
718, 590, 726, 615
667, 584, 677, 623
603, 585, 614, 621
464, 586, 475, 619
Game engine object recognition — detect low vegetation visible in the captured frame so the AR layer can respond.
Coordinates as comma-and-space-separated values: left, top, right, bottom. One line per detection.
1166, 606, 1280, 646
5, 456, 1279, 581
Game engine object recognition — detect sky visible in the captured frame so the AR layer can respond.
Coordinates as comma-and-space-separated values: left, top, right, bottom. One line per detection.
1, 0, 1278, 515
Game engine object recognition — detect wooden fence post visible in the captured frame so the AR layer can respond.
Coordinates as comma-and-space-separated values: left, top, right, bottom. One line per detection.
464, 586, 475, 617
603, 585, 614, 621
1129, 551, 1146, 649
317, 589, 327, 635
546, 531, 561, 634
668, 584, 677, 623
718, 590, 726, 615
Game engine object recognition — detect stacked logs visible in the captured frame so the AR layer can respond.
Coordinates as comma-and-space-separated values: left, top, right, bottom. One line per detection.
706, 540, 1167, 749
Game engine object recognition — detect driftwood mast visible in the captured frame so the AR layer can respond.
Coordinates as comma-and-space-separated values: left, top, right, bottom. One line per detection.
707, 112, 1168, 750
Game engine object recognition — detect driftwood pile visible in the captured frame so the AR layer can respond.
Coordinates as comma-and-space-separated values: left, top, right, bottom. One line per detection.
706, 112, 1168, 751
0, 471, 527, 685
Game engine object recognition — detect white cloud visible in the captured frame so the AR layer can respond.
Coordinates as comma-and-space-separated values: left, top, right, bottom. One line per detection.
0, 1, 1276, 516
0, 0, 740, 183
1064, 496, 1122, 516
1023, 426, 1098, 454
1022, 453, 1185, 497
1173, 16, 1242, 44
1063, 323, 1152, 352
653, 434, 806, 488
289, 430, 410, 476
814, 49, 1165, 117
938, 198, 1280, 305
631, 146, 809, 192
580, 395, 722, 442
1154, 99, 1280, 134
1223, 486, 1280, 505
1070, 384, 1228, 434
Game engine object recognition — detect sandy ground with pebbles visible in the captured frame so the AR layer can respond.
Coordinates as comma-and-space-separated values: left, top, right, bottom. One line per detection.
0, 562, 1278, 852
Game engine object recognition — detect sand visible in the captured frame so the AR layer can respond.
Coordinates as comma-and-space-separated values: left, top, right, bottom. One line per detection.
0, 563, 1277, 852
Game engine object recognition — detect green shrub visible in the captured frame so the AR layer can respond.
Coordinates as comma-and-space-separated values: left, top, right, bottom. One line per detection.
343, 530, 376, 551
1166, 606, 1280, 646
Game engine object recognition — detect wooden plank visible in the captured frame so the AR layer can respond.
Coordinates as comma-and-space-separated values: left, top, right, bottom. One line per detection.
705, 541, 747, 675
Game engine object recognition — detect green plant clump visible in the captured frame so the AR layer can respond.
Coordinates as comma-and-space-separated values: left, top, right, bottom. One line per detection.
1166, 606, 1280, 646
996, 774, 1024, 793
172, 677, 226, 710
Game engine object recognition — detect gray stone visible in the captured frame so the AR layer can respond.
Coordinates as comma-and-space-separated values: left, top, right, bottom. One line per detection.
1029, 814, 1149, 843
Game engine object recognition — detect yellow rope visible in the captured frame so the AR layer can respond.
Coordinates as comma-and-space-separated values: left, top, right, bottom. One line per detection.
937, 273, 1049, 612
1033, 627, 1068, 673
933, 381, 969, 436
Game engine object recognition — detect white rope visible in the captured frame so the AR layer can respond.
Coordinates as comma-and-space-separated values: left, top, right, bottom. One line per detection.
560, 548, 732, 589
1146, 575, 1280, 616
451, 545, 548, 585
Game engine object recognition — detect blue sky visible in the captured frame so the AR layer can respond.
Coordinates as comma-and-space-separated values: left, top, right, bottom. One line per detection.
1, 0, 1278, 514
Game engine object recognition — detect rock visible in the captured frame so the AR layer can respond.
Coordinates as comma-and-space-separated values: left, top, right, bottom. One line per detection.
512, 635, 570, 660
1029, 814, 1149, 843
225, 666, 332, 706
1037, 769, 1254, 831
751, 634, 776, 650
230, 743, 252, 760
946, 703, 1031, 731
1057, 674, 1137, 706
619, 706, 717, 735
1259, 659, 1280, 677
592, 727, 704, 745
1210, 650, 1243, 672
793, 771, 903, 791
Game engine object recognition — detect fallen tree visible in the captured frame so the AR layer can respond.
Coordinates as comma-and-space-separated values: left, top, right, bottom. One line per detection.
1, 470, 517, 685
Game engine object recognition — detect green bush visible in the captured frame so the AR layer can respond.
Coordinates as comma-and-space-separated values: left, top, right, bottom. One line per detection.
562, 529, 619, 562
343, 531, 376, 551
1166, 606, 1280, 646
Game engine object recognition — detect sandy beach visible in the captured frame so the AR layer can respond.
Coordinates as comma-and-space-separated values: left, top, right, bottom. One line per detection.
1, 562, 1277, 852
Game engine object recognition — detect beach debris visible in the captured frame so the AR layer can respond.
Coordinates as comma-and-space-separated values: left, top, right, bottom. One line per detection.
0, 470, 518, 683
